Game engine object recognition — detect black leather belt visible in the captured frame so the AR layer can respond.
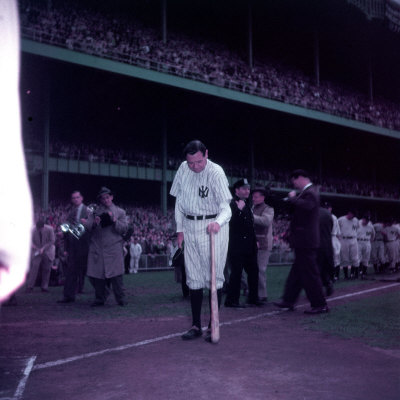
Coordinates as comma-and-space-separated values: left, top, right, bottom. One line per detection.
342, 236, 355, 239
185, 214, 217, 220
357, 239, 369, 241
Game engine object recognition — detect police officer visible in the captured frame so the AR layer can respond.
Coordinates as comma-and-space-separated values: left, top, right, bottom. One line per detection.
224, 179, 262, 308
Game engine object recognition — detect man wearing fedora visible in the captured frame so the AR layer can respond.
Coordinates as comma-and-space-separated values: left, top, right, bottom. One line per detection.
224, 178, 262, 308
84, 187, 128, 306
252, 185, 274, 303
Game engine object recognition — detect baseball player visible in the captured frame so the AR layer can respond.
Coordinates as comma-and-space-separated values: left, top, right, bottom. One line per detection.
338, 211, 359, 279
129, 237, 142, 274
170, 140, 232, 342
382, 219, 400, 273
325, 203, 341, 280
371, 220, 386, 273
357, 215, 375, 279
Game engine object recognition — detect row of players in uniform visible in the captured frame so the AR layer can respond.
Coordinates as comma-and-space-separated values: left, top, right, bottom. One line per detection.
330, 209, 400, 279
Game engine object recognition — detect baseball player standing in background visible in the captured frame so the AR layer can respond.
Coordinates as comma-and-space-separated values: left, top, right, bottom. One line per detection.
357, 215, 375, 279
324, 203, 341, 281
338, 211, 359, 279
382, 219, 400, 273
170, 140, 232, 342
371, 220, 386, 273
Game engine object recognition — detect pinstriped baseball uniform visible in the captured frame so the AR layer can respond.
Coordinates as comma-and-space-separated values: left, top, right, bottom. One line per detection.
338, 216, 359, 267
170, 159, 232, 290
331, 214, 341, 266
357, 221, 375, 265
371, 223, 385, 265
382, 224, 400, 271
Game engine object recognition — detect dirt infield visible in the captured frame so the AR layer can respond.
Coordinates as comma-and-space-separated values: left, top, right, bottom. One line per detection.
1, 279, 399, 400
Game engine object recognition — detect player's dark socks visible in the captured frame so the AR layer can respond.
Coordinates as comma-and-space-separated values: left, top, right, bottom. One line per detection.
190, 289, 203, 329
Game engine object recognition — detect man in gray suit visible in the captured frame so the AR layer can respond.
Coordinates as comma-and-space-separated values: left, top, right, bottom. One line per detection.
26, 219, 55, 292
252, 186, 274, 303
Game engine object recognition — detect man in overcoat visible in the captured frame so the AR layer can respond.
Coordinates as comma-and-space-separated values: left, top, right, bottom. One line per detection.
84, 187, 128, 306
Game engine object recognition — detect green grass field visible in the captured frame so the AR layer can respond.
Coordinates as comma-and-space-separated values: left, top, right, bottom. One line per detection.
3, 266, 399, 349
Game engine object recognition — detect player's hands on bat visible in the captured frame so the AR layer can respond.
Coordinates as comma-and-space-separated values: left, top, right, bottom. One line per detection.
207, 222, 220, 234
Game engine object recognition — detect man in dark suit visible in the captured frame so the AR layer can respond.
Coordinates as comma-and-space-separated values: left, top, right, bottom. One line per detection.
274, 170, 328, 314
57, 191, 90, 303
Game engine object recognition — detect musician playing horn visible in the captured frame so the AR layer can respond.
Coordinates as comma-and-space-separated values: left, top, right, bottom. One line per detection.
57, 190, 90, 303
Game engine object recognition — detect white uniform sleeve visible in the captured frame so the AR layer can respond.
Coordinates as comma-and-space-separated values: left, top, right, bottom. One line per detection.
215, 200, 232, 227
175, 199, 185, 233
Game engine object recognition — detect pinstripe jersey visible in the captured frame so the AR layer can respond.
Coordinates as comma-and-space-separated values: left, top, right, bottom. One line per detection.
170, 159, 232, 289
170, 159, 232, 230
331, 214, 340, 236
338, 216, 359, 239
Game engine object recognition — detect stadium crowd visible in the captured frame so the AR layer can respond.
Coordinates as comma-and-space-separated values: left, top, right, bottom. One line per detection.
33, 200, 291, 257
25, 137, 400, 200
19, 0, 400, 131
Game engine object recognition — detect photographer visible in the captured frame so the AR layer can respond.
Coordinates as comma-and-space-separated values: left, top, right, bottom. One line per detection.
83, 187, 128, 307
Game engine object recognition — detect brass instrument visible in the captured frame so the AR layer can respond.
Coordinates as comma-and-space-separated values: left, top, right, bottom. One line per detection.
60, 203, 97, 239
60, 222, 85, 240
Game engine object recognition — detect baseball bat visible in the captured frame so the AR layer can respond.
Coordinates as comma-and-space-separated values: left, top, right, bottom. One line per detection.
210, 231, 220, 343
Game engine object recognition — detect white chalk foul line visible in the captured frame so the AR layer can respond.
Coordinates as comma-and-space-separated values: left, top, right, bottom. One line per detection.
13, 356, 37, 400
33, 282, 399, 371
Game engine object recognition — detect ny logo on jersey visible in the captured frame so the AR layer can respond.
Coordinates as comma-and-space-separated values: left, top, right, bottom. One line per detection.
199, 186, 209, 198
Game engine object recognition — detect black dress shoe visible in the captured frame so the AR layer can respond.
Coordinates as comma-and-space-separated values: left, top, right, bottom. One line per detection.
304, 306, 329, 315
273, 301, 295, 311
57, 298, 75, 304
181, 328, 202, 340
259, 297, 268, 303
224, 301, 246, 309
118, 301, 127, 306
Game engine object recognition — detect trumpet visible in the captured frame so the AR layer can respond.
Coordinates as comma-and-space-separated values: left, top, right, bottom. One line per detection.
60, 222, 86, 240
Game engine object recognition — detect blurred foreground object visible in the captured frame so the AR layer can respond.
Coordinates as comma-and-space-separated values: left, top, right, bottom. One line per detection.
0, 1, 33, 302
